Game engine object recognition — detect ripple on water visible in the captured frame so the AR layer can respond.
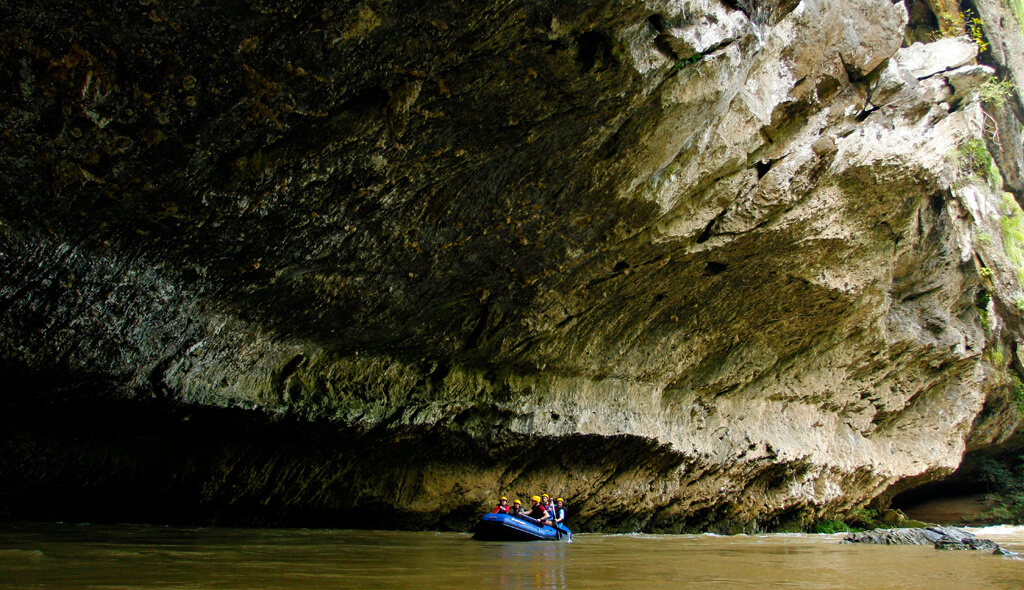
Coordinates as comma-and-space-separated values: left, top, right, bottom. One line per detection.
1, 523, 1023, 590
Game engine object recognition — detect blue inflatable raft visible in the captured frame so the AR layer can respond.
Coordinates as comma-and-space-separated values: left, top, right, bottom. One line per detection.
472, 513, 572, 541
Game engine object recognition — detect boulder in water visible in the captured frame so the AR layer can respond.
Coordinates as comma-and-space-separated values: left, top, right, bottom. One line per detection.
842, 527, 1001, 552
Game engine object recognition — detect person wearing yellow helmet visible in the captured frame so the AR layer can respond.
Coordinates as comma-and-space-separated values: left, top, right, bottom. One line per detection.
508, 499, 525, 517
553, 497, 567, 527
540, 494, 554, 521
492, 496, 510, 514
526, 495, 551, 525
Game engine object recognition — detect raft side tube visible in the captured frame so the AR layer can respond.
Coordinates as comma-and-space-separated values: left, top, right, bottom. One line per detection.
472, 513, 572, 541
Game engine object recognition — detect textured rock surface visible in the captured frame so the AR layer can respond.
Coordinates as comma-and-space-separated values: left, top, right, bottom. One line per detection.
897, 37, 979, 79
974, 0, 1024, 196
844, 526, 1001, 552
2, 0, 1024, 531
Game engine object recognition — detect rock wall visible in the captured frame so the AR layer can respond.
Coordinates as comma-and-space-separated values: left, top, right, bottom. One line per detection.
2, 0, 1024, 531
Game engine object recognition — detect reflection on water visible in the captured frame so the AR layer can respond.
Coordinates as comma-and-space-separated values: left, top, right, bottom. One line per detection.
0, 522, 1022, 589
483, 540, 569, 589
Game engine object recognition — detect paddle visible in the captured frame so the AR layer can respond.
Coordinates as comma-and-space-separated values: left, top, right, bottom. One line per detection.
516, 514, 542, 526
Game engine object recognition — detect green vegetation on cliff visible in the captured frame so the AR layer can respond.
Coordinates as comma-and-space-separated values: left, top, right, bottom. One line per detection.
1000, 194, 1024, 281
810, 507, 928, 534
977, 455, 1024, 523
1006, 0, 1024, 37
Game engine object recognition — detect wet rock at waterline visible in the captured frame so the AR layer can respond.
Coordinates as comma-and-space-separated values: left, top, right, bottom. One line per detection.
843, 527, 1002, 553
2, 0, 1024, 531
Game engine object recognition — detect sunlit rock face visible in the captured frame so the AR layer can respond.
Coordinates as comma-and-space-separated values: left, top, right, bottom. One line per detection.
2, 0, 1024, 531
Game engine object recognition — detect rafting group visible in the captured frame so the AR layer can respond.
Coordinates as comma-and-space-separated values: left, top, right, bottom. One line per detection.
472, 493, 572, 541
494, 494, 567, 527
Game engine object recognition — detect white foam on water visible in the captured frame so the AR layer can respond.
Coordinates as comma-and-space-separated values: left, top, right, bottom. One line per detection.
967, 524, 1024, 537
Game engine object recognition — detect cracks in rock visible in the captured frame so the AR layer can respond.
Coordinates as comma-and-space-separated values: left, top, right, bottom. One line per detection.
576, 30, 617, 74
721, 0, 802, 26
855, 104, 881, 122
147, 358, 174, 400
646, 15, 678, 62
583, 259, 635, 289
275, 353, 307, 405
554, 313, 577, 329
696, 209, 728, 244
754, 158, 776, 179
844, 56, 900, 122
279, 354, 306, 381
643, 10, 745, 82
875, 220, 902, 251
703, 261, 729, 275
463, 304, 490, 350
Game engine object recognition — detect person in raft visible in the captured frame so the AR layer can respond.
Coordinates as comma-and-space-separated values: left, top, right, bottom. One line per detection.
552, 498, 567, 527
509, 499, 525, 517
525, 495, 552, 525
493, 497, 510, 514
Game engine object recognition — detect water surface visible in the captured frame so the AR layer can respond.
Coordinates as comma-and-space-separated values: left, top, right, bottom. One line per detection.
2, 522, 1022, 589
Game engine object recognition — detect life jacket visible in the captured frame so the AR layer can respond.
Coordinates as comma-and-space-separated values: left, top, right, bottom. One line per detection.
554, 506, 566, 523
493, 504, 510, 514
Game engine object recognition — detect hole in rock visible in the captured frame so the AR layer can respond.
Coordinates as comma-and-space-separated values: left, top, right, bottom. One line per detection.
280, 354, 305, 380
613, 260, 630, 273
646, 14, 669, 33
855, 108, 875, 122
345, 86, 390, 113
890, 478, 994, 526
905, 0, 942, 44
721, 0, 800, 25
704, 261, 728, 275
576, 31, 614, 73
816, 76, 842, 102
696, 211, 726, 244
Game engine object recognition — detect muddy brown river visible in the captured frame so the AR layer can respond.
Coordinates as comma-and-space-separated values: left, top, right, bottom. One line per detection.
1, 522, 1022, 589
